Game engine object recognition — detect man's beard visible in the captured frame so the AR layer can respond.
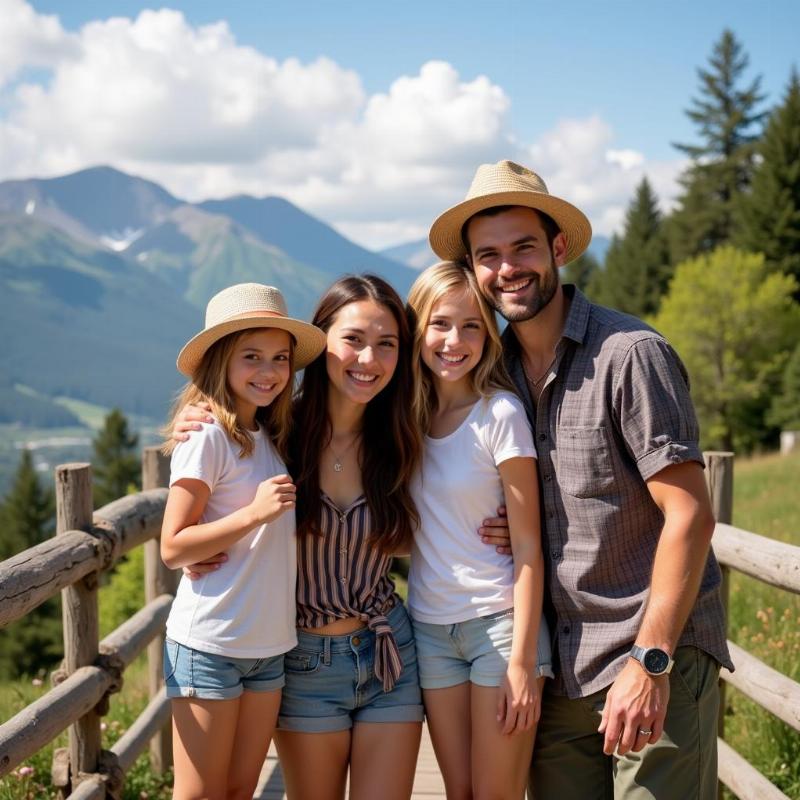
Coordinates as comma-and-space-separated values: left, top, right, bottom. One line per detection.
488, 262, 559, 323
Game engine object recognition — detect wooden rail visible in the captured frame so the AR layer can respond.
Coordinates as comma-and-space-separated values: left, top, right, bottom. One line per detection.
0, 447, 176, 798
0, 448, 798, 798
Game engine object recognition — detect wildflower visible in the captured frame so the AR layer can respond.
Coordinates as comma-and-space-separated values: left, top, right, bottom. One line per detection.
31, 678, 43, 687
101, 722, 108, 732
18, 766, 34, 778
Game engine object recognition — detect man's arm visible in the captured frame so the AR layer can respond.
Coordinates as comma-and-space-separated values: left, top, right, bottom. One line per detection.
598, 460, 716, 755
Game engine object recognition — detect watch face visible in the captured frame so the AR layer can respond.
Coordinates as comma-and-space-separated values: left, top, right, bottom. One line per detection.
643, 648, 670, 674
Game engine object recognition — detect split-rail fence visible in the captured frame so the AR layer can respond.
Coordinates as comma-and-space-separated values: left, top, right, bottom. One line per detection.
0, 449, 797, 799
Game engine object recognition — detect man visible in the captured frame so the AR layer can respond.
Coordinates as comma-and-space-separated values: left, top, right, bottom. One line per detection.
428, 160, 732, 799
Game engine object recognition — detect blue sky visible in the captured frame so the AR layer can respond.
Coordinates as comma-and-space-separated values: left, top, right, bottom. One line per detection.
2, 0, 797, 247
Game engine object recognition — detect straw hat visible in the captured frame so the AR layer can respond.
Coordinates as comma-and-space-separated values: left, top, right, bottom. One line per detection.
177, 283, 326, 376
429, 160, 592, 263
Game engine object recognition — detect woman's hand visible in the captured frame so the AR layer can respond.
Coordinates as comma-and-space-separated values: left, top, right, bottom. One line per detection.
172, 401, 215, 442
498, 661, 541, 735
182, 552, 228, 580
249, 474, 296, 524
479, 505, 512, 555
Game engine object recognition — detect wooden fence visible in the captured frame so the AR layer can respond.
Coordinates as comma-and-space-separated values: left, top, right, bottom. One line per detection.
0, 449, 798, 798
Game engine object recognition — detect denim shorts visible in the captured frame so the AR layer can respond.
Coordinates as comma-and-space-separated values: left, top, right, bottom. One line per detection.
412, 608, 554, 690
164, 638, 285, 700
277, 602, 424, 733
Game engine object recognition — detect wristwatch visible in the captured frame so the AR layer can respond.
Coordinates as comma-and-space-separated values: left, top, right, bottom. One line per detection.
629, 645, 674, 676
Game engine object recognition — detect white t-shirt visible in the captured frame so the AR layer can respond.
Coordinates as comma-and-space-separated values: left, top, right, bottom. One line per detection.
408, 391, 537, 624
165, 422, 297, 658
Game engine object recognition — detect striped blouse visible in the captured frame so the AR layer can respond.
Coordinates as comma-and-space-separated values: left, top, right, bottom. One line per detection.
295, 493, 402, 692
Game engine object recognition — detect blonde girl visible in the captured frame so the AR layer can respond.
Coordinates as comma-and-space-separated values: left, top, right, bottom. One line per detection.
406, 261, 553, 799
160, 283, 325, 800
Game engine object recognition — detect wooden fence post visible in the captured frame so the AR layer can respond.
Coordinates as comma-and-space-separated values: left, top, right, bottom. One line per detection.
705, 450, 734, 799
142, 446, 176, 774
55, 463, 101, 793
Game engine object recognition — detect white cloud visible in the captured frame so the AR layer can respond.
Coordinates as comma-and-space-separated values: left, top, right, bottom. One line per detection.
0, 2, 685, 249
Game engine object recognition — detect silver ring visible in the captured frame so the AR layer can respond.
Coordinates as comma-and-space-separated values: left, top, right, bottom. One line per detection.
638, 728, 653, 735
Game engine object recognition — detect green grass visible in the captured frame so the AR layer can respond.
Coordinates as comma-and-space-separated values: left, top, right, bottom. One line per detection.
723, 449, 800, 799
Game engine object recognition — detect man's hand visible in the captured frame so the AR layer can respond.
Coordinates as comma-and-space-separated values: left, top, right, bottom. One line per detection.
597, 659, 669, 755
478, 505, 512, 555
182, 552, 228, 580
172, 401, 214, 442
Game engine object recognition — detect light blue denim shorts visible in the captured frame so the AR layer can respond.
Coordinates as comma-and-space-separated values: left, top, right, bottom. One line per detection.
412, 608, 554, 690
277, 602, 424, 733
164, 638, 285, 700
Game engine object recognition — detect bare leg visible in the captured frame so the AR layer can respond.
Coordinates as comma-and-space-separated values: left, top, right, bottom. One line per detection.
274, 729, 351, 800
423, 683, 472, 799
171, 697, 239, 800
349, 721, 422, 800
226, 689, 282, 800
471, 679, 543, 800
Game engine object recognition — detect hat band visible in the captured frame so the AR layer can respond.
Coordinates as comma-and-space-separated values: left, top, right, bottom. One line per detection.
210, 309, 288, 326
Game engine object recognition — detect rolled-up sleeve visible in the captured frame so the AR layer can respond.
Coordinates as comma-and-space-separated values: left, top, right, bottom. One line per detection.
614, 337, 705, 481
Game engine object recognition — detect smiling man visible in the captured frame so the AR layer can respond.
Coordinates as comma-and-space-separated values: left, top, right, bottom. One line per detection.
429, 160, 733, 800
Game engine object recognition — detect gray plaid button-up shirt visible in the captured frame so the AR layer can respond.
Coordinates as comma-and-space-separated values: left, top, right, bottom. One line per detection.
503, 285, 732, 698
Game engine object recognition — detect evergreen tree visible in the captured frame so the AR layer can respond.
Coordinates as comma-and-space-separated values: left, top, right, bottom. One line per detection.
92, 408, 140, 507
651, 246, 799, 451
0, 450, 62, 679
768, 341, 800, 431
735, 68, 800, 295
563, 251, 600, 293
588, 178, 670, 317
669, 30, 768, 263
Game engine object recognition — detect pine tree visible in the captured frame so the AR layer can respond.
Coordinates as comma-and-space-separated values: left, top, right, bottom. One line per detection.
669, 30, 768, 263
588, 178, 670, 317
0, 450, 62, 679
563, 251, 600, 293
92, 408, 140, 507
735, 68, 800, 295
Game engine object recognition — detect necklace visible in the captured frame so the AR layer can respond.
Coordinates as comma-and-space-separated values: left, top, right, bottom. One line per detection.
522, 355, 556, 389
329, 434, 360, 472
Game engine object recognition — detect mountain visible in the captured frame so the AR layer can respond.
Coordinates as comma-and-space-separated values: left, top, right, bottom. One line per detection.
381, 239, 436, 270
199, 196, 415, 295
0, 213, 196, 419
128, 204, 331, 319
0, 166, 180, 250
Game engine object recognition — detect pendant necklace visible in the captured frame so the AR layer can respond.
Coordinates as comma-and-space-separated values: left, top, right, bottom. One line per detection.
522, 355, 556, 389
329, 434, 359, 472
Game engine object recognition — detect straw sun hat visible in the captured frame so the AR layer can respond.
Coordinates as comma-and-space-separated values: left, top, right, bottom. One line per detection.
429, 160, 592, 263
177, 283, 326, 377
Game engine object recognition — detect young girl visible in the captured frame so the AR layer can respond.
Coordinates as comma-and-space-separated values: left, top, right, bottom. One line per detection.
171, 275, 425, 800
159, 283, 325, 800
406, 261, 553, 799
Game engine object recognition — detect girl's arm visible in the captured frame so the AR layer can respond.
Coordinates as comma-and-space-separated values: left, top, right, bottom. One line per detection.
497, 455, 545, 735
160, 474, 295, 570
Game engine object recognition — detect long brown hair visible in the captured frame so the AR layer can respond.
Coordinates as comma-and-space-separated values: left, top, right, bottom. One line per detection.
407, 261, 514, 435
291, 275, 421, 554
162, 329, 295, 460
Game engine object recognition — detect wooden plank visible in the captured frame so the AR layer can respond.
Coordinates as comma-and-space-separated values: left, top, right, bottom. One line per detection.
110, 689, 171, 772
57, 463, 102, 784
721, 641, 800, 732
718, 738, 790, 800
713, 523, 800, 594
99, 595, 173, 669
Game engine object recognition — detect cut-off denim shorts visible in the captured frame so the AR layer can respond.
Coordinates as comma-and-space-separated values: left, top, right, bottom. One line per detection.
164, 638, 285, 700
277, 602, 424, 733
412, 608, 554, 690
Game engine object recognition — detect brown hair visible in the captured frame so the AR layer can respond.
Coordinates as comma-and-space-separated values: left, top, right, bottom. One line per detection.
162, 329, 295, 460
461, 205, 561, 255
291, 275, 421, 554
407, 261, 514, 434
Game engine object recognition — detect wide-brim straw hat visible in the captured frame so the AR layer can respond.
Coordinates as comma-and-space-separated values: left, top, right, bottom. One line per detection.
429, 160, 592, 263
177, 283, 326, 377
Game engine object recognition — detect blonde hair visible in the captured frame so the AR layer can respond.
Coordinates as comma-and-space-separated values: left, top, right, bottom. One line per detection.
162, 328, 295, 460
407, 260, 514, 434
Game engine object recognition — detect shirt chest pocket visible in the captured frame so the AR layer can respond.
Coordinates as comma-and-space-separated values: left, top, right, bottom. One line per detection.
555, 426, 615, 498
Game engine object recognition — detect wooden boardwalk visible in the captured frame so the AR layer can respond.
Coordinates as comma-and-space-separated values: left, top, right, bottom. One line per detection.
255, 722, 446, 799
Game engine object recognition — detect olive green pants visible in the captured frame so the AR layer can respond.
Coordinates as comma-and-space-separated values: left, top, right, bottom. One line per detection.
529, 647, 720, 800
